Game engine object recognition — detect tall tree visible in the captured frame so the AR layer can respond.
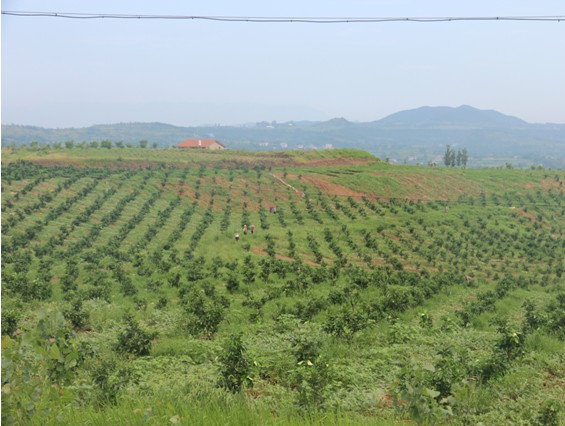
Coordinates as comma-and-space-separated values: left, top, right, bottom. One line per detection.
443, 145, 452, 167
461, 148, 469, 168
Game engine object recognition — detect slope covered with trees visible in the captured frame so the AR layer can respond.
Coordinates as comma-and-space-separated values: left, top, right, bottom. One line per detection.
2, 147, 564, 425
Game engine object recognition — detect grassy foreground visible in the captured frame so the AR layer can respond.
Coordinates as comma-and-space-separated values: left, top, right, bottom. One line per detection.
1, 147, 564, 425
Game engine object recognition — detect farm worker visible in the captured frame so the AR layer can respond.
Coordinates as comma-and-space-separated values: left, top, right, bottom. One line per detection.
235, 233, 240, 241
250, 224, 255, 234
243, 224, 248, 235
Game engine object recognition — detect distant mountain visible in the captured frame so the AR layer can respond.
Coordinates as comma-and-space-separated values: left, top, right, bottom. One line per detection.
3, 106, 565, 168
314, 117, 352, 129
374, 105, 527, 128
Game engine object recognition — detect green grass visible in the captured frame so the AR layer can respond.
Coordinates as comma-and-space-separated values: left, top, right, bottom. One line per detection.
2, 148, 564, 425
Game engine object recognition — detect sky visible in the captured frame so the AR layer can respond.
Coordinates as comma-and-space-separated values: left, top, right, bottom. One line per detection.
2, 0, 565, 127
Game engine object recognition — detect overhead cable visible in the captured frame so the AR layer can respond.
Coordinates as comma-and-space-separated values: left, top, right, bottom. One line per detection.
2, 11, 564, 23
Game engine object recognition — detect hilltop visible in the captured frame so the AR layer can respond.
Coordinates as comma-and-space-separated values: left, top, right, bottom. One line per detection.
374, 105, 527, 128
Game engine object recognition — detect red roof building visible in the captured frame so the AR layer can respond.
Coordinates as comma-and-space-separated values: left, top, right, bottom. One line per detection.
177, 139, 226, 150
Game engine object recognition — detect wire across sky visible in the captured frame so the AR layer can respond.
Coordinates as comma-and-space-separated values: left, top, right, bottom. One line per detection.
2, 11, 564, 23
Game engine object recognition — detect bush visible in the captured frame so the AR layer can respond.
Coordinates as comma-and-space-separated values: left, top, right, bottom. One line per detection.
322, 307, 368, 340
1, 304, 21, 336
530, 400, 562, 426
115, 313, 157, 357
182, 287, 226, 338
63, 298, 89, 330
90, 357, 137, 406
4, 273, 52, 301
293, 356, 333, 413
289, 324, 322, 363
225, 272, 240, 293
217, 334, 251, 393
393, 363, 454, 424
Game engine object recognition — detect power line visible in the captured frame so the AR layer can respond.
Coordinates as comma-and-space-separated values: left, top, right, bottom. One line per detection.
2, 11, 564, 23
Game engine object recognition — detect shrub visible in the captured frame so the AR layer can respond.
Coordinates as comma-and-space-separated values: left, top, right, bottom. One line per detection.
115, 313, 157, 357
530, 400, 562, 426
293, 356, 333, 413
1, 303, 21, 336
289, 324, 322, 363
217, 334, 251, 393
546, 293, 565, 340
90, 357, 137, 406
63, 298, 89, 330
322, 307, 368, 340
225, 271, 240, 293
393, 365, 454, 424
182, 287, 226, 338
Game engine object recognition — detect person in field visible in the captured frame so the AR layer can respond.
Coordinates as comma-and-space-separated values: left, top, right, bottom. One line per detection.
235, 233, 240, 241
250, 224, 255, 234
243, 224, 248, 235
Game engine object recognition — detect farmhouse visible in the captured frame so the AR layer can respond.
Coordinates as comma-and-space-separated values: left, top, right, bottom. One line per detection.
177, 139, 226, 150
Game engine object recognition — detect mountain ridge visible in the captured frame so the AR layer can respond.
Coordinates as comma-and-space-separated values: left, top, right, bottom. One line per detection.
3, 105, 564, 168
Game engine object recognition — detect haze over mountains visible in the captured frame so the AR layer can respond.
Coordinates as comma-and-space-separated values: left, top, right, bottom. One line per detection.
3, 105, 565, 168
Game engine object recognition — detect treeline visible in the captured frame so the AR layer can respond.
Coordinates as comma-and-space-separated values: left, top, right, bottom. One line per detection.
443, 145, 468, 168
9, 139, 158, 150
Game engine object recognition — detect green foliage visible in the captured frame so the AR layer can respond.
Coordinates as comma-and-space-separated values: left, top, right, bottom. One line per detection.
393, 364, 454, 424
479, 320, 527, 383
530, 400, 562, 426
217, 334, 251, 393
181, 286, 226, 338
1, 156, 564, 425
545, 293, 565, 340
4, 273, 52, 301
322, 307, 368, 340
293, 356, 333, 413
1, 300, 21, 336
289, 324, 323, 363
225, 271, 240, 293
115, 313, 157, 357
2, 334, 65, 425
494, 320, 527, 360
90, 357, 137, 406
2, 309, 93, 424
62, 298, 89, 330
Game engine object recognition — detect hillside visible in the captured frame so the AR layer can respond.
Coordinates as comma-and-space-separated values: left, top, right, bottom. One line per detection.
2, 148, 564, 425
3, 105, 565, 168
374, 105, 527, 128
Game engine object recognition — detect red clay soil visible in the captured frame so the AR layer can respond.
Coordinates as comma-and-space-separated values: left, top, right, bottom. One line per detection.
296, 175, 366, 198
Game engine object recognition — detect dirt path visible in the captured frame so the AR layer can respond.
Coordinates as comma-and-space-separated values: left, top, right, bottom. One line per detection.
269, 173, 305, 197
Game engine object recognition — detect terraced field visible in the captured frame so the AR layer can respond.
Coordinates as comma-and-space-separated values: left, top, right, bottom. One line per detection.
2, 148, 564, 425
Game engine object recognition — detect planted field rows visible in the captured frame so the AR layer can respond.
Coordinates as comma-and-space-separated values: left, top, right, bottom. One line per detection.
2, 155, 564, 426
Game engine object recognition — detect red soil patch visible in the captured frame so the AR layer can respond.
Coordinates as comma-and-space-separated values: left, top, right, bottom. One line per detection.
515, 208, 538, 222
541, 178, 563, 190
379, 393, 395, 408
298, 175, 366, 198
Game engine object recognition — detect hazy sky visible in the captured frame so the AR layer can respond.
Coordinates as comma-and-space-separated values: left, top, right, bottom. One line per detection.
2, 0, 565, 127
